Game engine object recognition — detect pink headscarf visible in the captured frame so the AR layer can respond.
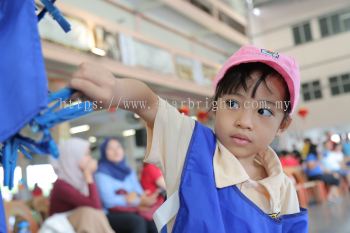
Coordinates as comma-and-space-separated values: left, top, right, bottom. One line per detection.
50, 138, 90, 196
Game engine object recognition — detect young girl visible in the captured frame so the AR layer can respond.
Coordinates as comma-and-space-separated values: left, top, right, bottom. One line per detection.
69, 45, 308, 232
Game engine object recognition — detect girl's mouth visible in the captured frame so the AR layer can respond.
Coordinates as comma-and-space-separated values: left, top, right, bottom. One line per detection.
230, 134, 252, 146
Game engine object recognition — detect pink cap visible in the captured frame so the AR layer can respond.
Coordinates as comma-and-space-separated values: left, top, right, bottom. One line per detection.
213, 45, 300, 114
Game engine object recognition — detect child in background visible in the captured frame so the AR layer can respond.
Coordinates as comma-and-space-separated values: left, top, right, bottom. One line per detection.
304, 153, 340, 201
141, 163, 166, 196
279, 150, 300, 168
140, 163, 166, 219
69, 45, 308, 232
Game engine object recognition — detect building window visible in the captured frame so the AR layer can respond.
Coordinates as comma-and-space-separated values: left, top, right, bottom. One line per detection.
218, 11, 245, 34
292, 22, 313, 45
329, 73, 350, 96
187, 0, 212, 15
301, 80, 322, 101
319, 9, 350, 37
186, 0, 246, 34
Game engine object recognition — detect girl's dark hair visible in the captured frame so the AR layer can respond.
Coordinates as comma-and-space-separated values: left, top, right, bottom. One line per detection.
212, 62, 291, 116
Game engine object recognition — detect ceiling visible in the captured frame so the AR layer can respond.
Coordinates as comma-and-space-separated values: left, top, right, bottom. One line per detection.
252, 0, 292, 8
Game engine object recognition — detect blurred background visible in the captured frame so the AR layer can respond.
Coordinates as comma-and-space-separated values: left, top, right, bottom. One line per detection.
4, 0, 350, 232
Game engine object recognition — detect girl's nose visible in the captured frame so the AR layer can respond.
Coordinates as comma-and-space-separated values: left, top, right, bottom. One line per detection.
234, 109, 253, 130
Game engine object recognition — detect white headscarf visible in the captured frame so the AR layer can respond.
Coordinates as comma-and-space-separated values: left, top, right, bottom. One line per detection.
50, 137, 90, 196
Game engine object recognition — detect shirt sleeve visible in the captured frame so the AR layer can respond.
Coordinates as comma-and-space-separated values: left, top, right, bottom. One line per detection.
280, 175, 300, 215
95, 173, 133, 208
56, 181, 102, 209
144, 97, 195, 196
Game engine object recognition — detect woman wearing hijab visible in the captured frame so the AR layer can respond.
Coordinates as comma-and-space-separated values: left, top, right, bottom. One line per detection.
48, 137, 114, 233
95, 137, 158, 233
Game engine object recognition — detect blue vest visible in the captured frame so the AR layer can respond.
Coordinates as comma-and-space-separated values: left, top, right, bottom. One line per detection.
172, 122, 308, 233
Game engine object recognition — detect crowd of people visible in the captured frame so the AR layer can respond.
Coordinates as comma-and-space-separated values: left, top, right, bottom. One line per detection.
278, 134, 350, 202
39, 137, 166, 233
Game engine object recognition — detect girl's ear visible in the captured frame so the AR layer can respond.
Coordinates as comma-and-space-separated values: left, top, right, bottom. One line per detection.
277, 116, 292, 136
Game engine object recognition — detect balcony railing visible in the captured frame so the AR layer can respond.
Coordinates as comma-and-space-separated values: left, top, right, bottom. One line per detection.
38, 2, 221, 93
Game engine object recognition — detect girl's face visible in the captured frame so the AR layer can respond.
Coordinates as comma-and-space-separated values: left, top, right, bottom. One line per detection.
214, 71, 291, 159
106, 139, 125, 163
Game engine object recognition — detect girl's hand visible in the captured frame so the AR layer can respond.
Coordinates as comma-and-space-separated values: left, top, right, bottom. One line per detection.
69, 63, 159, 127
85, 159, 98, 174
140, 190, 159, 207
125, 192, 139, 204
69, 63, 117, 109
80, 155, 98, 184
138, 205, 151, 212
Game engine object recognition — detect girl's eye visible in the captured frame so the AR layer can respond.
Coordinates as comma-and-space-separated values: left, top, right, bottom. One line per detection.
225, 99, 239, 109
258, 108, 273, 116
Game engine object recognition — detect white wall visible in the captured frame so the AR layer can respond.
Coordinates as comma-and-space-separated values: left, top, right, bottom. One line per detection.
251, 0, 350, 35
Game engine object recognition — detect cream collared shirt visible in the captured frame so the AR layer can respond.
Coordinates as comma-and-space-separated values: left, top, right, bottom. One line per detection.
145, 98, 300, 232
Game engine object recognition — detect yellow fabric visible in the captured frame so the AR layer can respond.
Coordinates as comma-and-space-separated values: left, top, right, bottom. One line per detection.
301, 143, 310, 159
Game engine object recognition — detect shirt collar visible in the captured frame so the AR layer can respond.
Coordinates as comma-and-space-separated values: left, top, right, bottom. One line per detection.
213, 141, 284, 189
213, 141, 250, 188
255, 148, 285, 210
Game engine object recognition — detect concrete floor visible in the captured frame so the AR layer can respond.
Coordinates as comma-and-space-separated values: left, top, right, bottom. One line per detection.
309, 195, 350, 233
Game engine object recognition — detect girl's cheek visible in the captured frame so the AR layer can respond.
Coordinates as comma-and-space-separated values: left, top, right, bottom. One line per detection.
79, 156, 89, 170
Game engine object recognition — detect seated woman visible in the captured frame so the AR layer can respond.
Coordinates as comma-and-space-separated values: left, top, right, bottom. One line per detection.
95, 137, 158, 233
305, 153, 340, 201
48, 137, 114, 233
